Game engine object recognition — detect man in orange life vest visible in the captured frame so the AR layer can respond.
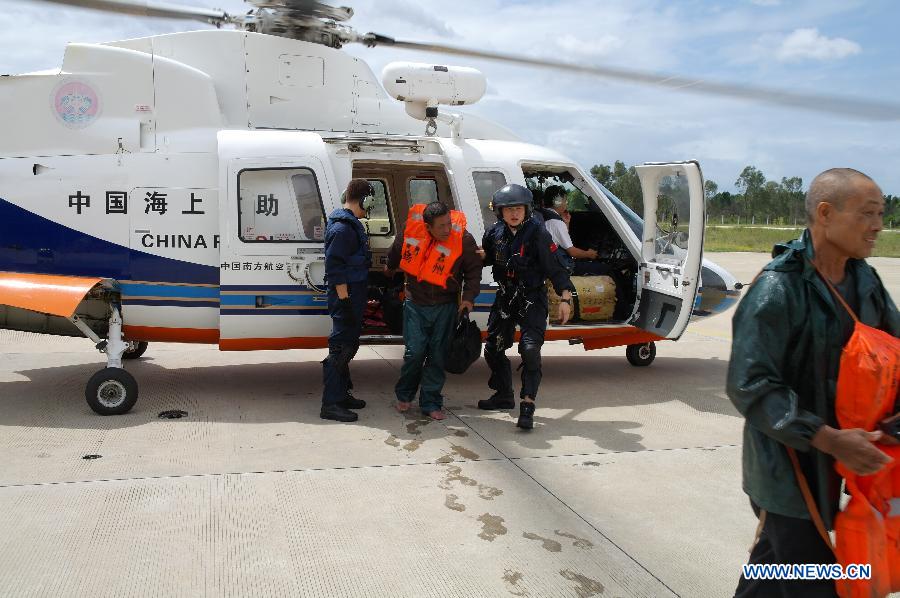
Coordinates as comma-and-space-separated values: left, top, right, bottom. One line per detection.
385, 201, 482, 420
728, 168, 899, 597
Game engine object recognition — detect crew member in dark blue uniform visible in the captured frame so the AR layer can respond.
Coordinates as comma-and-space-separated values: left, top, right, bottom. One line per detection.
479, 184, 576, 429
321, 179, 374, 422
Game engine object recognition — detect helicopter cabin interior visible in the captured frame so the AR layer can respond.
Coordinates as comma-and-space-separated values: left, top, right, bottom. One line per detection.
345, 161, 639, 338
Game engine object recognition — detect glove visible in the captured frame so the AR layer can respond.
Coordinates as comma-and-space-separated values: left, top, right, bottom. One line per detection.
338, 296, 356, 326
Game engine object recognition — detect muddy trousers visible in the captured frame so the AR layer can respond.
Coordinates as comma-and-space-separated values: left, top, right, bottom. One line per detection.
734, 501, 838, 598
394, 300, 457, 413
484, 293, 548, 400
322, 282, 367, 406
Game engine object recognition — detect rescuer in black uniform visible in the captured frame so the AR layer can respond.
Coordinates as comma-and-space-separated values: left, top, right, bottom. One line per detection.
320, 179, 374, 423
479, 184, 576, 430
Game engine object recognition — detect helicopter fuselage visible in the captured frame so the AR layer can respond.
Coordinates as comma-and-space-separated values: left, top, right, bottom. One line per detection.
0, 30, 738, 353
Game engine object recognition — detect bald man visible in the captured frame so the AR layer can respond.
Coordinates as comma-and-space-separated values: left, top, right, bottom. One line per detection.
728, 168, 899, 597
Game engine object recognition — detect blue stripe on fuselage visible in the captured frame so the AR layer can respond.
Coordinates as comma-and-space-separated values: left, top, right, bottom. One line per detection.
0, 197, 218, 285
119, 282, 219, 298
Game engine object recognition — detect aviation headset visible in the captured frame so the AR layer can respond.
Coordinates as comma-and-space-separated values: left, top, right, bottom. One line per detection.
341, 181, 377, 211
544, 185, 567, 209
361, 183, 376, 211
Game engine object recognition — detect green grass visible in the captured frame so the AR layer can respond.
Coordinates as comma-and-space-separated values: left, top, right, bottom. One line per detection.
704, 226, 900, 258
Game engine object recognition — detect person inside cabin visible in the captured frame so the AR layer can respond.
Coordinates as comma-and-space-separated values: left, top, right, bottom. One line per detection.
536, 184, 598, 273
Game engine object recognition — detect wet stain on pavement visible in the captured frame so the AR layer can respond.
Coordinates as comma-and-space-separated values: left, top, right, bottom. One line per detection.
385, 435, 401, 448
478, 484, 503, 500
406, 418, 431, 435
452, 429, 470, 437
559, 569, 604, 597
439, 465, 503, 500
450, 444, 479, 460
403, 439, 423, 452
555, 530, 594, 549
440, 465, 477, 489
522, 532, 562, 552
583, 461, 601, 467
444, 494, 465, 512
477, 513, 507, 542
436, 455, 454, 464
503, 569, 527, 596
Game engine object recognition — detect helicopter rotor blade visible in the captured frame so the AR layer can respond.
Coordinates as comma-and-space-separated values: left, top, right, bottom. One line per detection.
366, 35, 900, 122
34, 0, 237, 26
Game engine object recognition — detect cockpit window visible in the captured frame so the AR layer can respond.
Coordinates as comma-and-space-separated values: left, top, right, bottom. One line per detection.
599, 183, 643, 238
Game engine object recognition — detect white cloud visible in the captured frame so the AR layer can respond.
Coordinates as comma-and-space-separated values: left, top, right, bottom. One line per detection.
556, 34, 624, 58
750, 0, 781, 6
775, 28, 861, 62
370, 0, 456, 38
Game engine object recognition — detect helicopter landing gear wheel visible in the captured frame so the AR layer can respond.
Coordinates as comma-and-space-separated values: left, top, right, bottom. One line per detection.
85, 367, 138, 415
626, 342, 656, 367
122, 341, 149, 360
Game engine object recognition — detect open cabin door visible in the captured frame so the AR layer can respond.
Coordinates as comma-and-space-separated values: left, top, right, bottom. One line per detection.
632, 161, 705, 340
217, 132, 336, 350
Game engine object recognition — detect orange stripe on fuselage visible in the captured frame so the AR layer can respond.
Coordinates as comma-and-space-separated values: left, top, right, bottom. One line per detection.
123, 325, 219, 344
219, 337, 329, 351
479, 325, 665, 351
125, 325, 661, 353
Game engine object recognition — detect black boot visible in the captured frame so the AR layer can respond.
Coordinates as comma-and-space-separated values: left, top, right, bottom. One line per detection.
320, 403, 359, 422
478, 393, 516, 410
339, 390, 366, 410
517, 401, 535, 429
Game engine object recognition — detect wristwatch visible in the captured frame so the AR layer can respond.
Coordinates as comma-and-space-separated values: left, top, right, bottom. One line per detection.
559, 298, 572, 305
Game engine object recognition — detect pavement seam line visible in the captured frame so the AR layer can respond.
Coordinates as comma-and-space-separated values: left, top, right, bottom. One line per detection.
0, 457, 510, 490
509, 443, 741, 461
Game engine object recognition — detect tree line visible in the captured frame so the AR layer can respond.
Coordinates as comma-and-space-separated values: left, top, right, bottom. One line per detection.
589, 162, 899, 228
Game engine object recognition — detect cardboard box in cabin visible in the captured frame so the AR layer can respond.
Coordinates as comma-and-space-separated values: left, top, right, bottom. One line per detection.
549, 275, 616, 322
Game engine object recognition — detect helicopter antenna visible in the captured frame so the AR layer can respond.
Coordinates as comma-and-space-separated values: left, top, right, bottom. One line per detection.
362, 35, 900, 122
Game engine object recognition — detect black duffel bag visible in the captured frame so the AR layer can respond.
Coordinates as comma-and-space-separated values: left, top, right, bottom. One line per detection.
445, 310, 482, 374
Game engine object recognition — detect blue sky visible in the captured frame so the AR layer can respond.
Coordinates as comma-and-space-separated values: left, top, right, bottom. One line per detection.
1, 0, 898, 194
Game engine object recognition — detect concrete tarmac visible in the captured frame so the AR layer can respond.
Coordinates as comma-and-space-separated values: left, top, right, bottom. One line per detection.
0, 252, 896, 597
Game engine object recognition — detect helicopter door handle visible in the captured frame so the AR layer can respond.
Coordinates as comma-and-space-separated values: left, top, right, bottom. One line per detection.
655, 265, 672, 273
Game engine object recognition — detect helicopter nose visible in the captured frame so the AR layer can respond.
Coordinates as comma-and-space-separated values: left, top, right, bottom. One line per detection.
691, 264, 742, 318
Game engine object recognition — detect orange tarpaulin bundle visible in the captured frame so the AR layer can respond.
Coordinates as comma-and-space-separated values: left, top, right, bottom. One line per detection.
832, 315, 900, 598
809, 269, 900, 598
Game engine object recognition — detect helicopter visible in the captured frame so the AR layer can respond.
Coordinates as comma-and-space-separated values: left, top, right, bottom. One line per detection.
3, 0, 888, 416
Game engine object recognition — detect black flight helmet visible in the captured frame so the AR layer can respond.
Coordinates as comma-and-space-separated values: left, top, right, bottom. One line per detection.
490, 184, 533, 220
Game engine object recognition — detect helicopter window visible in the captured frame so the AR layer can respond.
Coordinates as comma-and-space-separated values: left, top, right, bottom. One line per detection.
472, 171, 507, 229
238, 168, 325, 243
359, 179, 393, 236
652, 174, 692, 256
408, 178, 439, 206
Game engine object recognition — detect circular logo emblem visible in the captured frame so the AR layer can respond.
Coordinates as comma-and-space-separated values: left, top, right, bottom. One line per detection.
51, 80, 101, 129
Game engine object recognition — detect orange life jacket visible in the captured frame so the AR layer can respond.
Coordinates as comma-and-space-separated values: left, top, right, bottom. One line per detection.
790, 270, 900, 598
398, 204, 467, 289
